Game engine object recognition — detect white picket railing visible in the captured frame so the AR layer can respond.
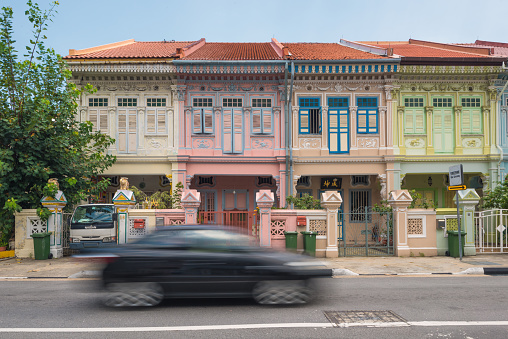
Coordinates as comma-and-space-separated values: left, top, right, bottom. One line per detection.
475, 209, 508, 253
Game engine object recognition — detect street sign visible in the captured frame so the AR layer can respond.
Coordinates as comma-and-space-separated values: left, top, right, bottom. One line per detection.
448, 185, 466, 191
449, 164, 464, 186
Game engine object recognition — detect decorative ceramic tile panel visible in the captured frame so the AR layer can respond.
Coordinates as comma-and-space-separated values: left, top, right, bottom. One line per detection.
309, 219, 326, 236
408, 218, 423, 235
28, 217, 47, 236
271, 219, 286, 239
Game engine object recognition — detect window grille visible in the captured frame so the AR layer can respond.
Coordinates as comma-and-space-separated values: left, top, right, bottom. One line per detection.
351, 175, 370, 186
193, 98, 213, 107
328, 97, 349, 107
404, 97, 424, 107
461, 97, 480, 107
297, 176, 311, 187
299, 98, 320, 107
118, 98, 137, 107
89, 98, 108, 106
222, 98, 243, 107
197, 176, 215, 187
358, 98, 377, 107
147, 98, 167, 107
432, 97, 452, 107
252, 98, 272, 107
257, 176, 273, 186
349, 190, 371, 222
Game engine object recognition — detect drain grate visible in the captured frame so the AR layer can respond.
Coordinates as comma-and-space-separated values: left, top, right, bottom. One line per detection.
324, 311, 407, 327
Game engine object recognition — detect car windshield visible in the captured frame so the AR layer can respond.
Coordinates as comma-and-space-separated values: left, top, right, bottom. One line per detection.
71, 205, 114, 224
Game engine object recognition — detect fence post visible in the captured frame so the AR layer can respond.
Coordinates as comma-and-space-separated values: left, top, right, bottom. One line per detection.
256, 190, 275, 247
113, 177, 136, 244
181, 190, 201, 224
456, 189, 480, 256
321, 191, 342, 257
388, 190, 413, 257
40, 179, 67, 258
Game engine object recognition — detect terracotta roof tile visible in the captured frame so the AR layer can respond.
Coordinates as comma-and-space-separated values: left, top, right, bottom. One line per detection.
284, 43, 387, 60
64, 41, 197, 59
459, 40, 508, 57
368, 42, 489, 58
182, 42, 282, 60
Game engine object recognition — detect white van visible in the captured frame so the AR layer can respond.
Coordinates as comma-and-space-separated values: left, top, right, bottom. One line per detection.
69, 204, 118, 249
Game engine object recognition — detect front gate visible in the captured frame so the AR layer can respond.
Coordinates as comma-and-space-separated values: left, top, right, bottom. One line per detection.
338, 207, 394, 256
475, 209, 508, 253
199, 211, 259, 236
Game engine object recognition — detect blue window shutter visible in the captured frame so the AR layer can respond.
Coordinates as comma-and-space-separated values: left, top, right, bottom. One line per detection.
299, 109, 310, 134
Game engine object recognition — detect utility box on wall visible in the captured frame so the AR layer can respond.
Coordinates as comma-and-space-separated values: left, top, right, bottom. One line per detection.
133, 219, 145, 229
297, 216, 306, 226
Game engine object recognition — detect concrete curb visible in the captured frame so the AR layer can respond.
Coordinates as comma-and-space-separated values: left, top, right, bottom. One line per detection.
68, 270, 101, 279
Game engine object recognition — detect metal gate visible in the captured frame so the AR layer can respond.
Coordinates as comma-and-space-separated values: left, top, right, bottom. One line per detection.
475, 209, 508, 253
338, 207, 394, 256
199, 211, 259, 236
62, 213, 74, 256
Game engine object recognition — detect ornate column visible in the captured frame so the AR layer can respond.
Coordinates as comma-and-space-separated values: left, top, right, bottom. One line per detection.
396, 106, 405, 154
456, 189, 480, 256
108, 107, 117, 153
378, 174, 387, 200
453, 106, 463, 155
184, 106, 192, 149
379, 106, 387, 149
181, 190, 201, 224
482, 106, 491, 154
321, 105, 328, 152
349, 106, 358, 150
292, 106, 299, 149
214, 106, 222, 150
425, 106, 434, 154
138, 107, 146, 155
40, 178, 67, 258
273, 106, 282, 149
321, 191, 342, 258
384, 86, 395, 149
243, 106, 252, 150
167, 108, 175, 151
256, 190, 275, 247
387, 190, 413, 257
113, 177, 136, 244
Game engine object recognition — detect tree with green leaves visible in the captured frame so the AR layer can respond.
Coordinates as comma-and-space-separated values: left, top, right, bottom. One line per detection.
0, 1, 116, 247
483, 176, 508, 209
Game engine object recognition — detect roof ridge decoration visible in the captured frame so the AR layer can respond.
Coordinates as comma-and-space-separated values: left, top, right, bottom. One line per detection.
339, 39, 393, 57
270, 38, 290, 58
68, 39, 135, 56
475, 40, 508, 48
176, 38, 206, 58
409, 39, 492, 56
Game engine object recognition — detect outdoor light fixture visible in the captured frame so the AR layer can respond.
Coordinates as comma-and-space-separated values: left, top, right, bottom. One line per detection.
428, 176, 433, 186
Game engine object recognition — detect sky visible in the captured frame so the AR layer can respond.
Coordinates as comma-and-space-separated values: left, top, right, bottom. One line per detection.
4, 0, 508, 57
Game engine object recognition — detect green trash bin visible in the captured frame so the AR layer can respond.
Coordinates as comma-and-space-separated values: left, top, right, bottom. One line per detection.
300, 231, 317, 256
284, 231, 298, 251
30, 232, 51, 260
447, 230, 466, 258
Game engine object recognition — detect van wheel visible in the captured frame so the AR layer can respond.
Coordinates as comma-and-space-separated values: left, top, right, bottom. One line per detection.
104, 282, 164, 307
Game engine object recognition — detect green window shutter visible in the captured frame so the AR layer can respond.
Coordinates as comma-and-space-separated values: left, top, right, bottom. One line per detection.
404, 109, 414, 134
461, 109, 471, 133
471, 109, 482, 133
414, 109, 425, 134
299, 109, 310, 134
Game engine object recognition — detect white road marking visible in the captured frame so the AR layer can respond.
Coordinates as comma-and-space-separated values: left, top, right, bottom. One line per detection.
1, 321, 508, 332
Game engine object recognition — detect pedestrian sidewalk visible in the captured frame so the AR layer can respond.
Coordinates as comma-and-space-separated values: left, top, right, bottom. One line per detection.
1, 253, 508, 279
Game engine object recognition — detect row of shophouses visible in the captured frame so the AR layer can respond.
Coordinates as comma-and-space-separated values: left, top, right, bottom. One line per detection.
64, 38, 508, 214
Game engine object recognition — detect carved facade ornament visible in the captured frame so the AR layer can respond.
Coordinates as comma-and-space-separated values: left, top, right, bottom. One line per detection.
349, 106, 358, 114
425, 106, 434, 115
176, 86, 187, 101
106, 86, 118, 91
378, 106, 387, 115
214, 106, 222, 116
397, 106, 405, 115
453, 106, 462, 115
299, 138, 321, 149
243, 106, 252, 115
120, 177, 130, 190
273, 106, 281, 116
108, 107, 117, 114
482, 106, 491, 115
378, 174, 387, 199
357, 138, 379, 148
184, 106, 192, 115
384, 85, 393, 100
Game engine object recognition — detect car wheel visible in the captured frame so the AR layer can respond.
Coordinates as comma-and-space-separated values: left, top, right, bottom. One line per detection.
252, 280, 312, 305
104, 282, 164, 307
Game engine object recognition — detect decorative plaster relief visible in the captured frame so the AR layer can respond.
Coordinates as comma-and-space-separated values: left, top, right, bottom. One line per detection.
252, 138, 273, 149
299, 138, 321, 149
405, 138, 425, 148
147, 138, 167, 149
357, 138, 379, 148
462, 137, 482, 148
193, 138, 214, 149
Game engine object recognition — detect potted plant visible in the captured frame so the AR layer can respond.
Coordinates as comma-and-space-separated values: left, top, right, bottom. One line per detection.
0, 239, 8, 251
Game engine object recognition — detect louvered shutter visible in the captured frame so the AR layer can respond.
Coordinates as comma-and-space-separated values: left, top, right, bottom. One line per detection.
118, 109, 127, 153
223, 108, 233, 153
461, 109, 471, 133
368, 109, 378, 133
262, 109, 272, 134
146, 108, 156, 134
233, 108, 243, 153
414, 109, 425, 134
252, 108, 262, 134
338, 109, 349, 152
471, 110, 482, 134
404, 110, 414, 134
89, 109, 98, 132
193, 109, 203, 134
203, 108, 213, 134
329, 109, 339, 153
357, 109, 367, 133
299, 109, 310, 134
128, 109, 137, 153
157, 109, 166, 134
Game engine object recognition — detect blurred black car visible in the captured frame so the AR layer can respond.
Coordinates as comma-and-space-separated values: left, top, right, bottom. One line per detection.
79, 225, 331, 307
